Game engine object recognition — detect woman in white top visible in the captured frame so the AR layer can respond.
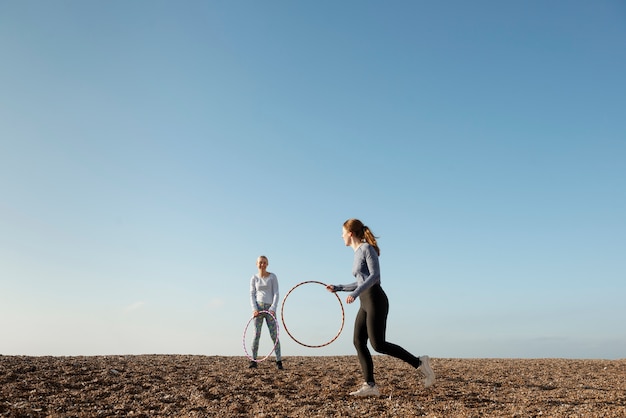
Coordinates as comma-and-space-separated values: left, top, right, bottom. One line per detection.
249, 255, 283, 369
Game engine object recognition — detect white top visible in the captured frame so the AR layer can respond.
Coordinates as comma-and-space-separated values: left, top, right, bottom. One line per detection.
249, 272, 279, 312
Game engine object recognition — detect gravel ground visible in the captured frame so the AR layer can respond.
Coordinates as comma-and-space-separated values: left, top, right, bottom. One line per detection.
1, 355, 625, 417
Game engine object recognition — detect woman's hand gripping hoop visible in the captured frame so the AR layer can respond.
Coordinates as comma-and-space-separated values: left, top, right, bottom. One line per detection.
280, 281, 345, 348
242, 310, 280, 362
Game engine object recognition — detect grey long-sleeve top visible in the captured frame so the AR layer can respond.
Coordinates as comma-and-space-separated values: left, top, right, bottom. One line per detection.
334, 243, 380, 299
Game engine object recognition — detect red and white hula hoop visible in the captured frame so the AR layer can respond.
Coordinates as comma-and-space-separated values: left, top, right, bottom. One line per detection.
242, 310, 280, 362
280, 280, 345, 348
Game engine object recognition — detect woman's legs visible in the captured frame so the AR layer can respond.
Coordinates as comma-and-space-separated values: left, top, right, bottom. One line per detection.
265, 310, 281, 361
367, 287, 420, 368
354, 286, 420, 383
252, 303, 281, 361
353, 307, 374, 383
251, 315, 264, 360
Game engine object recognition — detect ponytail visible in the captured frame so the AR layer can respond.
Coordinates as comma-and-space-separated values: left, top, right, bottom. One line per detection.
363, 226, 381, 256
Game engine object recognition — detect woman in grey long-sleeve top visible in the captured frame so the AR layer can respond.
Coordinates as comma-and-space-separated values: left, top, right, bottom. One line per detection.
327, 218, 435, 397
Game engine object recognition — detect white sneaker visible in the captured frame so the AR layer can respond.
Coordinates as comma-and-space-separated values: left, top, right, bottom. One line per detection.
419, 355, 435, 388
349, 382, 381, 397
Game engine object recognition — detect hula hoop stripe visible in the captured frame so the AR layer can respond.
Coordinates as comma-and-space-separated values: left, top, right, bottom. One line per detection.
242, 310, 280, 362
281, 280, 345, 348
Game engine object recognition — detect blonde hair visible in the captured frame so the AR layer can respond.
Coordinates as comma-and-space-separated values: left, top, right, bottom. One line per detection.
343, 218, 380, 256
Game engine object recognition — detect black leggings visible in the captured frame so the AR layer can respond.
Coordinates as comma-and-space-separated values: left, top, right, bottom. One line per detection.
354, 284, 421, 383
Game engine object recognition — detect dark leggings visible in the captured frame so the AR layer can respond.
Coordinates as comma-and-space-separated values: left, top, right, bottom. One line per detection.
354, 284, 421, 383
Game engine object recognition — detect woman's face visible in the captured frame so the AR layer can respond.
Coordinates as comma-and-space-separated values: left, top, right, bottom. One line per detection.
342, 227, 352, 246
257, 257, 268, 270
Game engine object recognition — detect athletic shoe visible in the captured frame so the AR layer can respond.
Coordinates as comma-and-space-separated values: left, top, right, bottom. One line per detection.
248, 361, 257, 369
419, 355, 435, 388
349, 382, 381, 397
276, 361, 283, 370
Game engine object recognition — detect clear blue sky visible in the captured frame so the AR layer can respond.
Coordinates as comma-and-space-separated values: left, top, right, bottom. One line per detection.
1, 1, 625, 359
